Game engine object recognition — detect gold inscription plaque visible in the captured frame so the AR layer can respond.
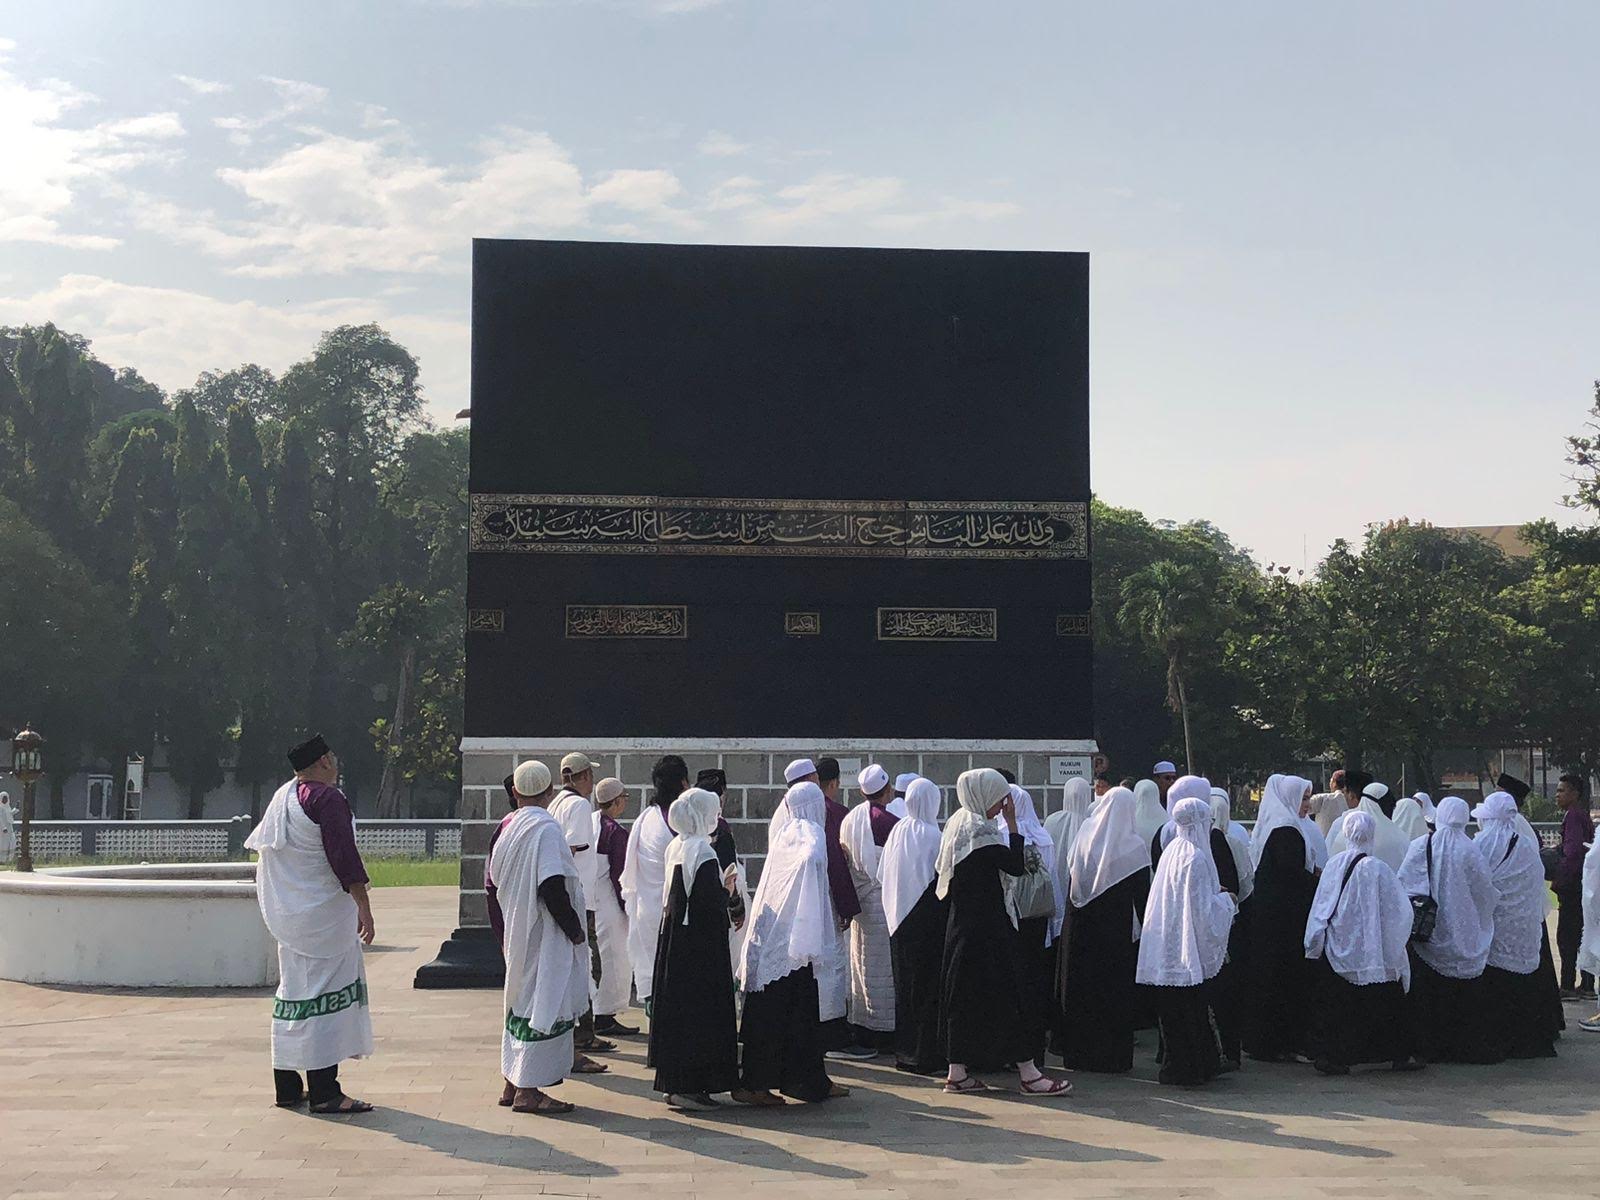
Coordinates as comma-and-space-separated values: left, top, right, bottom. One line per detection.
1055, 613, 1091, 637
467, 608, 505, 633
565, 605, 687, 639
876, 607, 997, 642
784, 611, 822, 636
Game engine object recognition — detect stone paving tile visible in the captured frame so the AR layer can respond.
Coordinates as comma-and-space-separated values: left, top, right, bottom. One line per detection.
2, 887, 1597, 1200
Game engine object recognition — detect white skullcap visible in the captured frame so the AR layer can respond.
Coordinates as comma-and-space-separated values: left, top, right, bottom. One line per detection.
594, 777, 627, 806
858, 764, 890, 796
1361, 781, 1390, 802
513, 760, 551, 797
1153, 760, 1177, 775
894, 773, 919, 791
783, 758, 817, 784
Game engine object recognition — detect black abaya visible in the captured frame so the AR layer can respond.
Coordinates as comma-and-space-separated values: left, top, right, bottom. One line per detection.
1483, 964, 1558, 1059
939, 834, 1031, 1069
738, 965, 833, 1101
1016, 915, 1056, 1067
648, 859, 739, 1096
1244, 826, 1317, 1061
1057, 869, 1150, 1073
890, 881, 947, 1074
1154, 984, 1221, 1086
1305, 954, 1411, 1068
1407, 951, 1504, 1065
1208, 829, 1245, 1066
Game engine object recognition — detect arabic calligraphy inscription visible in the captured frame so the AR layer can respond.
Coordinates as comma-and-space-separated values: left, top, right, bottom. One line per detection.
876, 607, 997, 642
565, 605, 688, 639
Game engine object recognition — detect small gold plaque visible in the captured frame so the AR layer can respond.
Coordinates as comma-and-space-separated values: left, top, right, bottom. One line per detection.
785, 611, 821, 636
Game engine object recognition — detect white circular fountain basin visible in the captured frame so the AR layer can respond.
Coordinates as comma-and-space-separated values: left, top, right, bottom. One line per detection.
0, 862, 278, 987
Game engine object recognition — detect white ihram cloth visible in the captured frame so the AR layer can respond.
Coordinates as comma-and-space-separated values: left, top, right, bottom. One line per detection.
550, 788, 599, 909
491, 805, 589, 1088
1132, 779, 1167, 845
1396, 797, 1497, 979
1250, 774, 1317, 870
739, 782, 830, 996
1328, 797, 1411, 872
1303, 812, 1412, 989
0, 802, 13, 862
1390, 796, 1429, 841
840, 799, 895, 1031
246, 779, 373, 1071
1136, 797, 1235, 987
589, 816, 632, 1017
620, 803, 673, 1002
1578, 836, 1600, 979
1008, 785, 1065, 944
879, 779, 942, 935
1472, 792, 1546, 974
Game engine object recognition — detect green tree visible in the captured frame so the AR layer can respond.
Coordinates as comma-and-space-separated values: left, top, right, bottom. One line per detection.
1118, 559, 1208, 773
0, 324, 99, 559
176, 364, 280, 428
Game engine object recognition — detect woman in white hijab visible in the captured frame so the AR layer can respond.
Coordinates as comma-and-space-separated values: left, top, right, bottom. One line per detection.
1045, 777, 1093, 888
1474, 791, 1558, 1060
1327, 782, 1411, 870
1243, 773, 1320, 1063
1302, 811, 1424, 1076
1396, 796, 1501, 1064
649, 790, 739, 1109
1136, 796, 1237, 1085
937, 768, 1071, 1097
734, 782, 846, 1106
1390, 795, 1429, 842
1132, 778, 1167, 845
878, 778, 946, 1074
1058, 786, 1151, 1073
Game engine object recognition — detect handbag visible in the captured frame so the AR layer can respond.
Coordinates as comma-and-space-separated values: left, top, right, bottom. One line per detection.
1541, 844, 1561, 883
1409, 833, 1438, 943
1012, 843, 1057, 920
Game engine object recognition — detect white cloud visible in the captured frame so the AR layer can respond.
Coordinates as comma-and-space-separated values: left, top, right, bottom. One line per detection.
210, 74, 329, 145
697, 130, 748, 157
0, 273, 470, 420
588, 168, 699, 228
0, 51, 187, 250
174, 74, 230, 96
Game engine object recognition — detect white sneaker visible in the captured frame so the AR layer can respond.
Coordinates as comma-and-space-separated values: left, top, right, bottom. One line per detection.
825, 1045, 878, 1061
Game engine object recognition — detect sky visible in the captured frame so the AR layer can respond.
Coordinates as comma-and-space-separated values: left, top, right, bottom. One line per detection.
2, 0, 1596, 568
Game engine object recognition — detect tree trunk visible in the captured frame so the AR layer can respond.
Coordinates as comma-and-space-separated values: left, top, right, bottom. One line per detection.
250, 778, 263, 823
48, 774, 65, 819
375, 643, 416, 819
1176, 670, 1195, 774
188, 778, 206, 821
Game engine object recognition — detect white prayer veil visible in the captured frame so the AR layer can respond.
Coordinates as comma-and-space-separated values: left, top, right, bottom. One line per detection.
662, 788, 721, 919
1413, 791, 1436, 820
1250, 773, 1315, 870
1046, 778, 1094, 906
1206, 786, 1256, 903
1067, 785, 1151, 909
738, 782, 831, 995
1391, 795, 1429, 841
1132, 778, 1167, 844
1135, 796, 1236, 987
934, 768, 1010, 900
1328, 787, 1411, 871
1396, 796, 1497, 979
1472, 791, 1546, 973
1158, 775, 1213, 848
1303, 810, 1413, 988
879, 778, 942, 934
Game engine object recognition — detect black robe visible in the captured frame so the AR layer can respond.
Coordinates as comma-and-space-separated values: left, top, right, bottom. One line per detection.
939, 834, 1031, 1069
890, 880, 948, 1074
1483, 964, 1558, 1060
1016, 914, 1056, 1067
1057, 869, 1150, 1073
1155, 982, 1221, 1086
1152, 827, 1245, 1066
648, 859, 739, 1096
1305, 954, 1411, 1068
1243, 826, 1317, 1061
1407, 951, 1503, 1065
738, 965, 832, 1101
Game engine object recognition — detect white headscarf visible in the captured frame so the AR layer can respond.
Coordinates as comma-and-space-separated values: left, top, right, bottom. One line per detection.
1579, 837, 1600, 980
1396, 796, 1497, 979
1210, 787, 1248, 843
1472, 791, 1546, 974
879, 778, 942, 935
662, 788, 721, 920
1328, 789, 1410, 871
1413, 792, 1436, 821
1010, 785, 1065, 943
1251, 774, 1315, 870
1067, 785, 1151, 910
839, 796, 884, 880
738, 782, 831, 995
1206, 787, 1256, 903
1157, 775, 1214, 848
1303, 811, 1413, 989
1390, 795, 1429, 841
934, 768, 1010, 900
1135, 797, 1236, 987
1045, 778, 1093, 899
1300, 813, 1330, 870
1132, 778, 1167, 844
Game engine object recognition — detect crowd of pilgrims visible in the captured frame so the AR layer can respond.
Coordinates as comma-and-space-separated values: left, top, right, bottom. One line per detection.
483, 751, 1577, 1116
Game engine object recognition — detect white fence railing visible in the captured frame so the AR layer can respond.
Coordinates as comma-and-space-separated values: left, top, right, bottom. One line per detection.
10, 819, 461, 864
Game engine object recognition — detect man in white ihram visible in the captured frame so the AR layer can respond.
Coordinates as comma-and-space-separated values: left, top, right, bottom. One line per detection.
246, 734, 376, 1115
0, 792, 14, 863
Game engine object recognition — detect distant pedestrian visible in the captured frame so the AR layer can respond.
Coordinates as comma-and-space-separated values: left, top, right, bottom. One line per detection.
1553, 773, 1596, 1001
0, 792, 14, 863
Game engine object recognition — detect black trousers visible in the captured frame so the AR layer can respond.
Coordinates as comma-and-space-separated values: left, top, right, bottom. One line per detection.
1555, 886, 1594, 991
275, 1066, 339, 1106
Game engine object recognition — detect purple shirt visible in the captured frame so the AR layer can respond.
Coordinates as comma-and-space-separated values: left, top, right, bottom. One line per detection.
868, 803, 899, 846
1555, 805, 1594, 891
824, 797, 862, 922
296, 781, 368, 891
596, 812, 628, 907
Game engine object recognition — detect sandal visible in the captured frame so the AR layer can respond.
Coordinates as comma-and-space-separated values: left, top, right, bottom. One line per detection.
571, 1055, 609, 1075
512, 1088, 575, 1115
575, 1036, 617, 1053
1019, 1075, 1072, 1097
942, 1076, 991, 1094
499, 1080, 516, 1107
826, 1082, 850, 1099
274, 1094, 306, 1109
731, 1088, 787, 1107
310, 1095, 375, 1114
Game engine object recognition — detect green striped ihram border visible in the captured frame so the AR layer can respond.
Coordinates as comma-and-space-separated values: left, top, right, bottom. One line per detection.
272, 979, 367, 1022
505, 1011, 577, 1043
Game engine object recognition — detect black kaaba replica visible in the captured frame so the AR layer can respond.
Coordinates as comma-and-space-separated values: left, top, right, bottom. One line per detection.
417, 239, 1094, 987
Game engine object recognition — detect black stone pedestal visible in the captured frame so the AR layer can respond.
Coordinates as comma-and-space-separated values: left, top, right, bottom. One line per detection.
413, 926, 504, 989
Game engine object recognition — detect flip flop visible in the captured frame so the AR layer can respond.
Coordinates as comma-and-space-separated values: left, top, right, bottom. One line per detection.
310, 1095, 375, 1115
1019, 1076, 1073, 1097
274, 1096, 306, 1109
731, 1088, 787, 1107
499, 1081, 516, 1107
575, 1036, 617, 1053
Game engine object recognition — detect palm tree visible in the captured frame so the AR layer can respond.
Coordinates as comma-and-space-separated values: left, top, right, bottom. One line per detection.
1118, 560, 1204, 773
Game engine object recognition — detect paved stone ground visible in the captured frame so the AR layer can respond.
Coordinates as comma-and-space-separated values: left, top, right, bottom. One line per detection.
3, 886, 1596, 1200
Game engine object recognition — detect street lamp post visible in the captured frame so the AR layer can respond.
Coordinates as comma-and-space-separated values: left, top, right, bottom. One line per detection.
11, 725, 42, 874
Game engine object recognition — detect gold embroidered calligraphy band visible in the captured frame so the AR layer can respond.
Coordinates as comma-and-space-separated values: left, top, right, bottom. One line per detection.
876, 607, 997, 642
470, 493, 1087, 560
565, 605, 688, 639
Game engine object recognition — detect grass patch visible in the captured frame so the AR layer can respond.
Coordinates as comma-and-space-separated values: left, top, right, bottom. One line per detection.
365, 858, 460, 888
